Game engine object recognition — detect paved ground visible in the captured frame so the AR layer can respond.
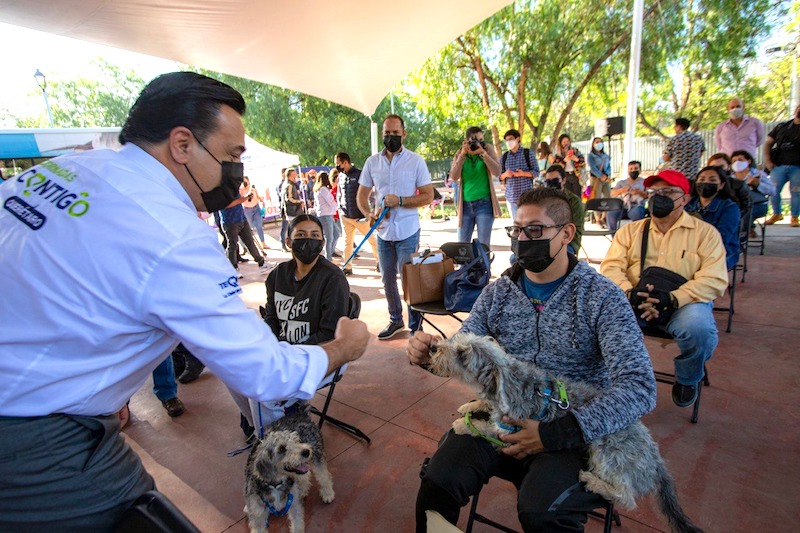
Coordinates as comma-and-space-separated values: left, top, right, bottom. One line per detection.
123, 215, 800, 532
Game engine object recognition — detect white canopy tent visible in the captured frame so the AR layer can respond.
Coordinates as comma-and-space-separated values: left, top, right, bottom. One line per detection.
241, 134, 298, 220
0, 0, 512, 116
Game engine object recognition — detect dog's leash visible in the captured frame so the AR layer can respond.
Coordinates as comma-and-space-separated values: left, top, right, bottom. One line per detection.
341, 204, 389, 270
261, 493, 294, 529
532, 379, 570, 420
463, 411, 509, 448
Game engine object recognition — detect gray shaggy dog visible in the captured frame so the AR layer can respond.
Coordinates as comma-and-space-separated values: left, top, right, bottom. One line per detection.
244, 403, 334, 533
429, 332, 702, 533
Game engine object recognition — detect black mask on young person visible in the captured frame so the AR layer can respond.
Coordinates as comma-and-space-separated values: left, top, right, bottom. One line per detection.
649, 194, 677, 219
292, 238, 324, 264
185, 139, 244, 212
511, 233, 565, 273
697, 183, 719, 199
545, 179, 562, 190
335, 164, 343, 173
629, 170, 640, 180
383, 135, 402, 153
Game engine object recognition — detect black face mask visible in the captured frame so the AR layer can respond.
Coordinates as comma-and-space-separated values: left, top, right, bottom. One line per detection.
383, 135, 402, 153
697, 183, 719, 199
292, 238, 324, 265
335, 164, 343, 173
185, 138, 244, 212
545, 179, 562, 190
649, 194, 678, 219
511, 233, 564, 273
629, 171, 640, 180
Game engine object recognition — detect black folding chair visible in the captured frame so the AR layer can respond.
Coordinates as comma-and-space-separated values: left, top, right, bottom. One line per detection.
407, 242, 491, 339
309, 292, 371, 443
116, 491, 200, 533
580, 198, 623, 263
747, 200, 768, 257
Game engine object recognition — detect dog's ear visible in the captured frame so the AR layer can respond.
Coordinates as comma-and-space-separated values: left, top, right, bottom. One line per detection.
476, 364, 500, 398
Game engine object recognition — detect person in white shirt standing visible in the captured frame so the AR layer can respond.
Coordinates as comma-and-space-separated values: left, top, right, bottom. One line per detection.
0, 72, 370, 531
357, 114, 434, 340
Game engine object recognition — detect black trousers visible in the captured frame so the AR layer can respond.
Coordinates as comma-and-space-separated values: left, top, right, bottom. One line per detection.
416, 430, 606, 533
0, 414, 155, 532
565, 172, 582, 198
223, 220, 263, 268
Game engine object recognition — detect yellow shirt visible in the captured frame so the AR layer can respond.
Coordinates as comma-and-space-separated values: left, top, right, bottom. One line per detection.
600, 211, 728, 307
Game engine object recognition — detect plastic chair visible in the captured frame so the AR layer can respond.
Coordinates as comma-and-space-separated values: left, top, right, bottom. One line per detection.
115, 491, 200, 533
465, 479, 620, 533
580, 198, 623, 263
309, 292, 371, 443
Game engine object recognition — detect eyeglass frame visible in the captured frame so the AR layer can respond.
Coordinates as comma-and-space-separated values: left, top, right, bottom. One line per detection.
505, 223, 565, 240
646, 187, 686, 198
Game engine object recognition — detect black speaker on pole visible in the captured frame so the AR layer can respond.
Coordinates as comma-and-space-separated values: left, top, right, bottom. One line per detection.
594, 116, 625, 138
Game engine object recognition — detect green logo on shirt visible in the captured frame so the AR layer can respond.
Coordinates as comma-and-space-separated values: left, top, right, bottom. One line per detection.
16, 163, 91, 218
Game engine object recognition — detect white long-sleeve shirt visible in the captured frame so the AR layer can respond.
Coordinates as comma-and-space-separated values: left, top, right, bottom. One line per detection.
0, 144, 329, 417
314, 186, 338, 217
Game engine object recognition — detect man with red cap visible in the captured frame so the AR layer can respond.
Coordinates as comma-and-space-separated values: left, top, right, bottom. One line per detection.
600, 169, 728, 407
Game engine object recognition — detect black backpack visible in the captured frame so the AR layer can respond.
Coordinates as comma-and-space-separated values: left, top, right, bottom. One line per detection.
501, 148, 534, 173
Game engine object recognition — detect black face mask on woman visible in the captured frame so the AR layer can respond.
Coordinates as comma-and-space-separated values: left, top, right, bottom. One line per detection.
292, 238, 324, 265
696, 183, 719, 199
511, 233, 565, 273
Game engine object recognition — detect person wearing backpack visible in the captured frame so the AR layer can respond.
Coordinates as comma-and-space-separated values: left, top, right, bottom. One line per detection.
500, 129, 539, 222
764, 104, 800, 227
281, 168, 305, 223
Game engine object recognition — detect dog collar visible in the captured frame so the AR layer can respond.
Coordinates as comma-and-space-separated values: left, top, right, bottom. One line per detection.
463, 411, 507, 447
261, 493, 294, 528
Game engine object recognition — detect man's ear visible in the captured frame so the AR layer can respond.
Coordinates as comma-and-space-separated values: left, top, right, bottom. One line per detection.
168, 127, 194, 165
561, 223, 576, 245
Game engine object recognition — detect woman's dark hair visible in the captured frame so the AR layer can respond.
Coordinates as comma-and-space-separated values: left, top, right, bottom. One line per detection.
313, 171, 332, 192
591, 137, 604, 153
288, 214, 324, 237
692, 165, 733, 201
707, 152, 732, 168
557, 133, 571, 145
537, 141, 551, 158
120, 72, 246, 146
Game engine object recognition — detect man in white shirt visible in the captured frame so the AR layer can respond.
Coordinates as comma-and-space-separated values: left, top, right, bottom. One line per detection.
357, 115, 434, 340
0, 72, 369, 531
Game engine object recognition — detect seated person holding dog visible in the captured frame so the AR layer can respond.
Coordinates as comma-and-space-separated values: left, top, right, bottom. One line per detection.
685, 166, 742, 270
600, 169, 728, 408
408, 187, 656, 532
231, 214, 350, 434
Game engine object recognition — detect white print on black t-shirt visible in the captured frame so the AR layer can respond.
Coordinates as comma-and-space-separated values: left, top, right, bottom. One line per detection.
274, 291, 311, 344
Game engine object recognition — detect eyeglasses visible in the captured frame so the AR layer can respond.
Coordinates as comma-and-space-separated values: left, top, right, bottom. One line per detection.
505, 224, 564, 240
646, 187, 684, 197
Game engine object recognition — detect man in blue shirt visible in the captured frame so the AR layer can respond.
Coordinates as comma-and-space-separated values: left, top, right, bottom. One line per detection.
357, 114, 434, 340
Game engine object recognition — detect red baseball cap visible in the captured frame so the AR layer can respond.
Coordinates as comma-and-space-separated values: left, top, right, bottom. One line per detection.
643, 169, 690, 194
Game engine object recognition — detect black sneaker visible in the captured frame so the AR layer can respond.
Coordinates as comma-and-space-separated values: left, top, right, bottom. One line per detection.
672, 383, 697, 408
332, 252, 342, 258
378, 321, 405, 340
178, 358, 206, 384
162, 397, 185, 417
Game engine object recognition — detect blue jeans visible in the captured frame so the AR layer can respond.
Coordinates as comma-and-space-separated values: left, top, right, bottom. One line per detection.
378, 230, 421, 331
152, 357, 178, 402
606, 205, 646, 233
280, 216, 288, 249
770, 165, 800, 217
319, 215, 336, 260
640, 301, 717, 384
458, 197, 494, 247
507, 200, 518, 223
243, 206, 265, 244
752, 201, 768, 220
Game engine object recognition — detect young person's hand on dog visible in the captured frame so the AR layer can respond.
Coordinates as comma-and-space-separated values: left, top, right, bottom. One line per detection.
499, 416, 545, 460
322, 317, 371, 375
407, 330, 443, 367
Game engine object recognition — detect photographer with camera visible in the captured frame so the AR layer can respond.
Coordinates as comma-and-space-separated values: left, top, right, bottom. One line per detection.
600, 170, 728, 408
450, 126, 502, 247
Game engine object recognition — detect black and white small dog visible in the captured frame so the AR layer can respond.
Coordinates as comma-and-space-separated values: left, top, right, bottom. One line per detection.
244, 403, 334, 533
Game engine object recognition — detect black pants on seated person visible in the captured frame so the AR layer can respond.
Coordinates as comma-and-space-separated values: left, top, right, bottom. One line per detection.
416, 429, 607, 533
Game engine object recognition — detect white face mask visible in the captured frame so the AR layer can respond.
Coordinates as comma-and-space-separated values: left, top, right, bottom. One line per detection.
729, 107, 744, 119
732, 160, 750, 173
505, 139, 518, 150
594, 142, 604, 151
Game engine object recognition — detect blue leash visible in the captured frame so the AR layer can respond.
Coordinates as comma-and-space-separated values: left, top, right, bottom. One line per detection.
341, 205, 390, 270
261, 493, 294, 528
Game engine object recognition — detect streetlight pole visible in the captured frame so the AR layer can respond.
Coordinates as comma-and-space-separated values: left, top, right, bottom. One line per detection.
34, 69, 54, 128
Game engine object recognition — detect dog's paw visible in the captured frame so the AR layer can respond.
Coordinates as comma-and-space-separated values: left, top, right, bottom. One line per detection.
452, 418, 470, 435
320, 487, 335, 503
457, 399, 488, 414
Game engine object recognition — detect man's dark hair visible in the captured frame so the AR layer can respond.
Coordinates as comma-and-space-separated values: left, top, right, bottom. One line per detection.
465, 126, 483, 139
504, 129, 521, 140
545, 165, 566, 179
384, 114, 405, 130
335, 152, 351, 164
628, 160, 642, 168
517, 187, 572, 226
120, 72, 246, 146
288, 214, 324, 236
675, 117, 691, 130
730, 149, 754, 164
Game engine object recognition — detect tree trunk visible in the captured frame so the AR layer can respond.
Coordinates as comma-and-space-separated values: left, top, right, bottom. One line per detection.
636, 107, 668, 139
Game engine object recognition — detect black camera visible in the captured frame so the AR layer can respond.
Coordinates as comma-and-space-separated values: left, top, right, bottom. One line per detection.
469, 137, 484, 152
